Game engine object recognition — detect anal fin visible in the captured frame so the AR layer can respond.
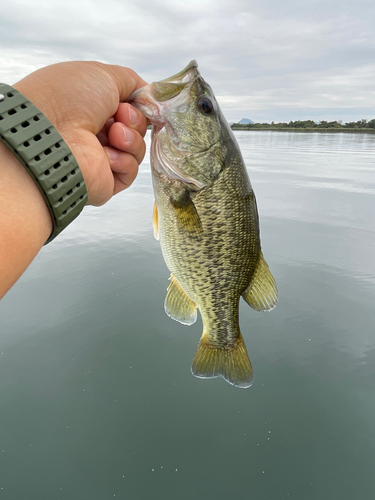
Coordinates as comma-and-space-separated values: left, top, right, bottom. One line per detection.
165, 274, 197, 325
242, 251, 278, 311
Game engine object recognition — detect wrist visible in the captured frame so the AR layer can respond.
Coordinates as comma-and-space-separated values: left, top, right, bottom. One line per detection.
0, 142, 52, 298
0, 84, 88, 243
13, 80, 60, 131
0, 141, 53, 235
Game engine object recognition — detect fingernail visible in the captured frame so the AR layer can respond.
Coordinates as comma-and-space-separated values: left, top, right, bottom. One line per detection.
106, 147, 119, 162
128, 106, 138, 125
122, 124, 135, 143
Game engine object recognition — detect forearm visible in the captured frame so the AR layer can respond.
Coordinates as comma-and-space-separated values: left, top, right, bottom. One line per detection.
0, 61, 148, 299
0, 142, 52, 299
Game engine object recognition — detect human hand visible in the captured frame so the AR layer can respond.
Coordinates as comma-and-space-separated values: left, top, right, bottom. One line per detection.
14, 61, 149, 206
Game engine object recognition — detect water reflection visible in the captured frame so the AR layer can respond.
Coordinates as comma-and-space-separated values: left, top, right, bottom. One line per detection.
0, 131, 374, 499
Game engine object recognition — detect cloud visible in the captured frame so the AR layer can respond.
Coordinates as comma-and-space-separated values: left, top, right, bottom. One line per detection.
1, 0, 374, 121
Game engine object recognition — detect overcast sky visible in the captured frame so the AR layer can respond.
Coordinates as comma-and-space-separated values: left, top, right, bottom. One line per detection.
1, 0, 374, 123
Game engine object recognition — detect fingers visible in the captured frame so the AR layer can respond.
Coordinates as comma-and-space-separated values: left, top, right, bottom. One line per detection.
104, 106, 147, 193
97, 104, 148, 148
107, 121, 146, 165
99, 103, 149, 196
96, 121, 112, 147
115, 103, 149, 136
104, 148, 139, 194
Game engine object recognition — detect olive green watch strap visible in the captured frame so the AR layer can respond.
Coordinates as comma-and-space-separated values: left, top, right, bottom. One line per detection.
0, 83, 88, 244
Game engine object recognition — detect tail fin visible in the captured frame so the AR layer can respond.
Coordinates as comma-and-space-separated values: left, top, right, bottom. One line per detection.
191, 333, 253, 388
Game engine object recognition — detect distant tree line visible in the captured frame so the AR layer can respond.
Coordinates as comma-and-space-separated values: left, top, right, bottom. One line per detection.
231, 119, 375, 130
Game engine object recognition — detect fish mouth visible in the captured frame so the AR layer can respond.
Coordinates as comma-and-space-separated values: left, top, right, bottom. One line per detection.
127, 61, 208, 189
151, 60, 198, 102
158, 60, 198, 84
127, 60, 199, 126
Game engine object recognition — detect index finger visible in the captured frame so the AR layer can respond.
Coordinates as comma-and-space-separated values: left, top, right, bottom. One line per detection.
105, 64, 149, 103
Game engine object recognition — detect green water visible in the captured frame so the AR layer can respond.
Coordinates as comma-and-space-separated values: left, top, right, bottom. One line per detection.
1, 131, 375, 499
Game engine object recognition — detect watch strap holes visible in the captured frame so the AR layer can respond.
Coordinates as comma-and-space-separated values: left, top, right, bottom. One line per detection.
0, 85, 87, 244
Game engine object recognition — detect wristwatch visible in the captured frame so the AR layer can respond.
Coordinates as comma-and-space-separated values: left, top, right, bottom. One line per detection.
0, 83, 88, 243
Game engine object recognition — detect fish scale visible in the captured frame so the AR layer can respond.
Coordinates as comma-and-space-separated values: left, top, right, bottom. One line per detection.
128, 60, 277, 388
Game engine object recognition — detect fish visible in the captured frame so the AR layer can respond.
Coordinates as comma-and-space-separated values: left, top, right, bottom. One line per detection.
127, 60, 277, 388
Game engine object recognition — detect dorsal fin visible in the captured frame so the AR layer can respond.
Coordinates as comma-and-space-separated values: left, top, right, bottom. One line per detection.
164, 274, 197, 325
242, 251, 278, 311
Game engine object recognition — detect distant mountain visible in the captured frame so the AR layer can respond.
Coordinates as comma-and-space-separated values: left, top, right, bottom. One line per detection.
238, 118, 255, 124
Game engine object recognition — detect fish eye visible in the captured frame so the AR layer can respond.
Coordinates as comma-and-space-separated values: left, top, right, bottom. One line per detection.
197, 96, 214, 115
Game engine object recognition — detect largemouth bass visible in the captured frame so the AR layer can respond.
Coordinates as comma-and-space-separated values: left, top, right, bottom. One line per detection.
128, 60, 277, 388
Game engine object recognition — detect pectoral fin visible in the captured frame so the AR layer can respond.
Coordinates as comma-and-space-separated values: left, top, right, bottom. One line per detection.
242, 251, 278, 311
164, 274, 197, 325
153, 202, 159, 241
170, 190, 203, 236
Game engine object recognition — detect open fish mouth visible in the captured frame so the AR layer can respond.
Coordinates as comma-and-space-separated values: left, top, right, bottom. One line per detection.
151, 59, 199, 102
158, 59, 199, 84
127, 61, 211, 188
127, 60, 199, 128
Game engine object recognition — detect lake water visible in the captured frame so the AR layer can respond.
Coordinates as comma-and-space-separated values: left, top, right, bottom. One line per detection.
1, 131, 375, 499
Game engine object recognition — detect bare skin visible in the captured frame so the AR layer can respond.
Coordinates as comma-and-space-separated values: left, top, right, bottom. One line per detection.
0, 61, 149, 299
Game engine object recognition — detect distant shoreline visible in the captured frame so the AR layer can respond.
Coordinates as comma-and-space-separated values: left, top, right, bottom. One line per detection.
230, 127, 375, 134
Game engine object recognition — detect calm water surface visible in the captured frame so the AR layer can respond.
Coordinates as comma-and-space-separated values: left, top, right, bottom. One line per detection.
1, 131, 375, 499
